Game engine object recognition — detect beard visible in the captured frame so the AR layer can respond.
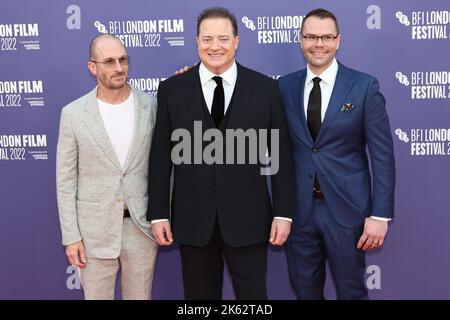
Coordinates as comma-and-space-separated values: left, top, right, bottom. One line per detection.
100, 72, 128, 90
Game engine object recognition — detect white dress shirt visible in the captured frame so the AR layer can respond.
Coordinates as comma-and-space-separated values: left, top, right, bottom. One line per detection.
303, 58, 338, 121
303, 58, 389, 222
199, 61, 237, 113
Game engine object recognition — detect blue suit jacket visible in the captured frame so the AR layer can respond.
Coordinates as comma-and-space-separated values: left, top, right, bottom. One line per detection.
278, 62, 395, 228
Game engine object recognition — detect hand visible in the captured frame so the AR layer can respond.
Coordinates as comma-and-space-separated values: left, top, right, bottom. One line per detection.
175, 66, 190, 75
357, 217, 388, 251
269, 218, 291, 246
66, 240, 87, 268
151, 221, 173, 246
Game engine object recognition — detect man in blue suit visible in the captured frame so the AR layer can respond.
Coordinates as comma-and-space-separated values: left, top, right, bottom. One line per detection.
278, 8, 395, 299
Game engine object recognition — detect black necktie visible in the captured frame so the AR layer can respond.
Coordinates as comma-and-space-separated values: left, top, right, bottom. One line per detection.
307, 77, 322, 141
211, 76, 224, 128
307, 77, 322, 192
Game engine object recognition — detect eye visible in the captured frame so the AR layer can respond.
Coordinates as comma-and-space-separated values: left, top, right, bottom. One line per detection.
307, 35, 317, 41
324, 35, 334, 41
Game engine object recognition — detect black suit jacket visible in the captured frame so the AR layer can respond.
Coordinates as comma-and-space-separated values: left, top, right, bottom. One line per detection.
147, 63, 294, 247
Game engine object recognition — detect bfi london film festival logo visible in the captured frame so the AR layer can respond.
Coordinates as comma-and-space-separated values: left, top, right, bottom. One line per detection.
93, 18, 185, 48
0, 23, 40, 52
0, 80, 45, 108
395, 71, 450, 100
241, 5, 383, 45
395, 128, 450, 156
241, 15, 304, 44
128, 77, 166, 98
0, 134, 48, 161
396, 10, 450, 39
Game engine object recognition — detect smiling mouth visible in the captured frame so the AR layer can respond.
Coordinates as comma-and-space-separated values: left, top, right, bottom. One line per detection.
208, 53, 223, 58
310, 51, 327, 57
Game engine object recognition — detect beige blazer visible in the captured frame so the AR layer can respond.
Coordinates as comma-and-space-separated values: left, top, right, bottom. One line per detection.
56, 85, 157, 258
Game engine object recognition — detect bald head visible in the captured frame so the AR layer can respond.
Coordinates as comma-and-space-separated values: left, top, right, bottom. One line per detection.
89, 34, 124, 61
87, 34, 129, 92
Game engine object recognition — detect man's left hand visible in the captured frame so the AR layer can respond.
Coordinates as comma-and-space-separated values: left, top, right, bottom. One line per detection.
175, 66, 190, 75
357, 217, 388, 251
269, 218, 291, 246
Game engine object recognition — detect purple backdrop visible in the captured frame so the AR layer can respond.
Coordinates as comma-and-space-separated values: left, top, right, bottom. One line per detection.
1, 0, 449, 299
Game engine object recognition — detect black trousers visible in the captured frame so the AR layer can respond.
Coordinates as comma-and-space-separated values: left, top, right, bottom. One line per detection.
179, 222, 268, 300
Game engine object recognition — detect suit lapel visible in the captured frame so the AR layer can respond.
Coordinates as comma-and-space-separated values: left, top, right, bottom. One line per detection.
123, 87, 150, 172
226, 63, 254, 129
317, 63, 354, 140
82, 87, 122, 172
283, 70, 313, 145
180, 64, 215, 129
294, 71, 314, 144
180, 63, 255, 130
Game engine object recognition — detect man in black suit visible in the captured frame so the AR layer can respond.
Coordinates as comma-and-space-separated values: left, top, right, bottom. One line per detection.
147, 7, 294, 299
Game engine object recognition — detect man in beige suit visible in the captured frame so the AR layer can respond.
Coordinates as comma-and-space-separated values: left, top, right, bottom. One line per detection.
56, 34, 158, 300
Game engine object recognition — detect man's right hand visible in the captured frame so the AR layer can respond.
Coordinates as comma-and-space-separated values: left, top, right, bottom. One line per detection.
152, 221, 173, 246
65, 240, 87, 268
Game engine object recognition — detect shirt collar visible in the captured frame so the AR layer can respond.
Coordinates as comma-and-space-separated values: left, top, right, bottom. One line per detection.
199, 61, 237, 86
305, 58, 338, 86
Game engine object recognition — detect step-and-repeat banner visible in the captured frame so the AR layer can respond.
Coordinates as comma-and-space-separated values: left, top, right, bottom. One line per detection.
1, 0, 449, 299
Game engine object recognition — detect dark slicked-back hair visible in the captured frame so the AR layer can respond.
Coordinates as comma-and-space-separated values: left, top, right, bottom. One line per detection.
89, 33, 124, 60
301, 8, 340, 35
197, 7, 238, 36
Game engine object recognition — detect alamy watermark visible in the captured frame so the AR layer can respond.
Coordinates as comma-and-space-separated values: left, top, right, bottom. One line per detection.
171, 121, 279, 175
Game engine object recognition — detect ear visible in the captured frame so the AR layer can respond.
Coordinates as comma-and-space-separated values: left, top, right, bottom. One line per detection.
234, 35, 240, 50
87, 61, 97, 76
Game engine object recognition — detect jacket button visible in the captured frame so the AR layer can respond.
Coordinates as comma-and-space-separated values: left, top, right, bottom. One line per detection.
312, 148, 318, 153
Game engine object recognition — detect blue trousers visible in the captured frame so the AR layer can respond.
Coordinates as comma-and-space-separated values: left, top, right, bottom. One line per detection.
285, 197, 368, 300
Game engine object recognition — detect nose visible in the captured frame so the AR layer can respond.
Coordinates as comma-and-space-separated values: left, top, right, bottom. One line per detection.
210, 38, 221, 50
114, 59, 124, 72
315, 37, 325, 45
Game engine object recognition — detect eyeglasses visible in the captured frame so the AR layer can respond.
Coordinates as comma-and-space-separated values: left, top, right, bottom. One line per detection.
302, 34, 339, 45
90, 55, 130, 68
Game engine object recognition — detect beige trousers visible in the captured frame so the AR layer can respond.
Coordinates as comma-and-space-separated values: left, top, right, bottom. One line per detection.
79, 218, 158, 300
